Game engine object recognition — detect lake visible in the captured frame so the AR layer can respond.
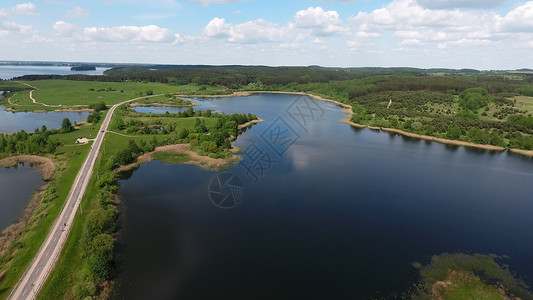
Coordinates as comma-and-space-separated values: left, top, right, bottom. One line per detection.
0, 163, 45, 232
114, 94, 533, 299
131, 106, 190, 114
0, 65, 107, 80
0, 106, 90, 133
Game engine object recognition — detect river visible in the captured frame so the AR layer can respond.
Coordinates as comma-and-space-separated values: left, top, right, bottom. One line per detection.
114, 94, 533, 299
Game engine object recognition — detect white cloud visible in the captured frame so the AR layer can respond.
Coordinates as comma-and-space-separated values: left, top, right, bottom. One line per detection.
54, 21, 77, 36
416, 0, 510, 9
12, 2, 39, 16
313, 37, 326, 44
66, 6, 89, 19
294, 7, 349, 36
228, 19, 291, 43
204, 17, 292, 43
0, 9, 8, 19
447, 38, 493, 46
497, 1, 533, 32
1, 21, 33, 34
349, 0, 501, 50
399, 38, 422, 46
84, 25, 175, 43
24, 34, 52, 44
204, 17, 231, 38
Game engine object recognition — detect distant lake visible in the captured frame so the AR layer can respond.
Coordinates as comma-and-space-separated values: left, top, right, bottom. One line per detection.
131, 106, 190, 114
114, 94, 533, 299
0, 106, 90, 133
0, 65, 107, 80
0, 164, 44, 232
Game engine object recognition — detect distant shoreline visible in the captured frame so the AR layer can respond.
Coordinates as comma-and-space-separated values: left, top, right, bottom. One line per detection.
184, 90, 533, 157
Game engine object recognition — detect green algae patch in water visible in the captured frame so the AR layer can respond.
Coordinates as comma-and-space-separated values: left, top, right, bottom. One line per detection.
410, 253, 532, 300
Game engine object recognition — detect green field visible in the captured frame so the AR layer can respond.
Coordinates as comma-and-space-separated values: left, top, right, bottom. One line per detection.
0, 80, 228, 112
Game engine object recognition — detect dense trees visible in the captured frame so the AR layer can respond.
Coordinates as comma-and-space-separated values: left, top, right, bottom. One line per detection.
86, 111, 101, 124
0, 126, 58, 155
88, 101, 108, 112
347, 78, 533, 149
61, 118, 74, 133
458, 88, 490, 110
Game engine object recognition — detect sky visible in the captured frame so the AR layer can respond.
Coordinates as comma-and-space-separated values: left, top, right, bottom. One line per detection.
1, 0, 533, 69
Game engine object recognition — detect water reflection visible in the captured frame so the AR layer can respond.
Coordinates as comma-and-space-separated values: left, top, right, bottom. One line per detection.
115, 94, 533, 299
0, 163, 44, 231
0, 106, 89, 133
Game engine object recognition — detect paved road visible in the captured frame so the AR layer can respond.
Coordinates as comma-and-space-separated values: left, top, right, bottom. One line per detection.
9, 95, 161, 300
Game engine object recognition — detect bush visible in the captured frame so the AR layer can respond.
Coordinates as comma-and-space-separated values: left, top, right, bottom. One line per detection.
89, 102, 108, 112
88, 250, 111, 282
200, 141, 218, 153
446, 126, 462, 140
60, 118, 74, 133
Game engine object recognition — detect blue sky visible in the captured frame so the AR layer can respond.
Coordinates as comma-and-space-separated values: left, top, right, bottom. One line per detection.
1, 0, 532, 69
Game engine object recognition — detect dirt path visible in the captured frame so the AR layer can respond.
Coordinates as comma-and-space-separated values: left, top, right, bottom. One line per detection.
16, 81, 59, 108
7, 92, 17, 105
14, 81, 89, 110
106, 130, 136, 138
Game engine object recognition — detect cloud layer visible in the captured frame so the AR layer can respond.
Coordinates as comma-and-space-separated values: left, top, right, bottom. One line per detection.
1, 0, 533, 68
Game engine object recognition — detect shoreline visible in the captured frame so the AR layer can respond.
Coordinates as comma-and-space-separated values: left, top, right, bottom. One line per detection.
129, 99, 200, 108
115, 144, 240, 173
0, 155, 56, 180
1, 104, 93, 113
185, 90, 533, 157
238, 118, 264, 130
53, 108, 93, 112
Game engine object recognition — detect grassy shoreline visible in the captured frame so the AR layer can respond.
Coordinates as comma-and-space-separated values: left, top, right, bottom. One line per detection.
0, 155, 56, 180
116, 143, 240, 173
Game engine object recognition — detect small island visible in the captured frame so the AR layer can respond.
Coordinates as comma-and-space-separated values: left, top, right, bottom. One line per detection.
70, 65, 96, 71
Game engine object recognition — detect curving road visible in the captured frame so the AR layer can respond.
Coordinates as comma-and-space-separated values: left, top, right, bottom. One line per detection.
9, 95, 161, 300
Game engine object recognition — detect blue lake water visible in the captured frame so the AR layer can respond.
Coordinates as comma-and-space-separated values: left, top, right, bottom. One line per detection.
0, 164, 44, 232
0, 106, 89, 133
0, 65, 107, 80
131, 106, 190, 114
114, 94, 533, 299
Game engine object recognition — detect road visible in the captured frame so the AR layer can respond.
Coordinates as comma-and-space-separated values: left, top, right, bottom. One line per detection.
9, 95, 161, 300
